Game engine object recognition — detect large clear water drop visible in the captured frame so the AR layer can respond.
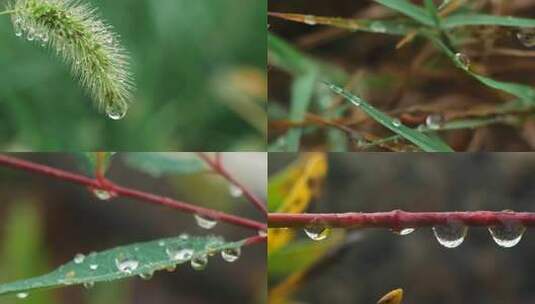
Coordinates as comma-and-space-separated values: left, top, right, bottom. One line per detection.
432, 222, 468, 248
115, 255, 139, 274
190, 255, 208, 271
73, 253, 85, 264
304, 224, 330, 241
489, 222, 526, 248
425, 114, 444, 130
221, 247, 241, 263
194, 214, 217, 230
106, 103, 127, 120
166, 247, 194, 263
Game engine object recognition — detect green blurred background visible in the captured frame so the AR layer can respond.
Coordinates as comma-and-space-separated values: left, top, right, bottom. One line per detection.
0, 0, 266, 151
0, 153, 266, 303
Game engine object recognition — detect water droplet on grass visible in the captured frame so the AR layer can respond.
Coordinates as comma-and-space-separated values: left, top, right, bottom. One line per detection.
139, 271, 154, 280
303, 15, 317, 25
516, 29, 535, 47
83, 281, 95, 289
166, 247, 194, 263
194, 214, 217, 229
392, 119, 402, 128
74, 253, 85, 264
454, 52, 470, 70
370, 22, 387, 33
425, 114, 444, 130
89, 264, 99, 271
433, 221, 468, 248
221, 247, 241, 262
190, 255, 208, 271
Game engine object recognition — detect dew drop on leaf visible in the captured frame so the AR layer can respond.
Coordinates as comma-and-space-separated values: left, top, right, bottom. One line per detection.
115, 255, 139, 274
303, 15, 317, 25
179, 233, 189, 241
392, 119, 402, 128
89, 264, 99, 271
139, 271, 154, 280
158, 240, 166, 247
166, 247, 194, 263
228, 184, 243, 197
83, 281, 95, 289
190, 255, 208, 271
516, 28, 535, 47
454, 52, 470, 70
106, 103, 127, 120
425, 114, 444, 130
194, 214, 218, 230
392, 228, 415, 236
370, 22, 387, 33
488, 222, 526, 248
221, 247, 241, 263
16, 292, 28, 299
432, 222, 468, 248
92, 188, 113, 201
304, 224, 330, 241
73, 253, 85, 264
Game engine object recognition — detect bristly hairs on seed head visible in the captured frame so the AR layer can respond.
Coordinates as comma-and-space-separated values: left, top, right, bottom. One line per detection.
9, 0, 134, 119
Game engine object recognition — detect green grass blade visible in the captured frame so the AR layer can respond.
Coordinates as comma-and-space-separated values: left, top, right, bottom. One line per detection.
373, 0, 435, 26
286, 72, 317, 151
428, 35, 535, 104
124, 153, 206, 177
325, 82, 454, 152
0, 235, 244, 297
268, 33, 315, 76
443, 14, 535, 28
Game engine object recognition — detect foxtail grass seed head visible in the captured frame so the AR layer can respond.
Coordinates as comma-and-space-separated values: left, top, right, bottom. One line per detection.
9, 0, 134, 119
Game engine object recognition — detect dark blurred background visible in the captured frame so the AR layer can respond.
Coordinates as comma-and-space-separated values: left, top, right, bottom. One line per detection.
0, 153, 266, 304
269, 153, 535, 304
0, 0, 266, 151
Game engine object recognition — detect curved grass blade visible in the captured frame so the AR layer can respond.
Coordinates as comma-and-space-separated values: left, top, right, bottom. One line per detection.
124, 153, 206, 177
0, 235, 244, 296
373, 0, 435, 26
443, 14, 535, 28
324, 82, 454, 152
268, 12, 415, 36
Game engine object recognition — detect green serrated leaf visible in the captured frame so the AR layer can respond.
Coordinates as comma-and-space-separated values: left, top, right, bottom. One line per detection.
0, 235, 244, 297
324, 82, 454, 152
374, 0, 435, 26
124, 153, 206, 177
443, 13, 535, 28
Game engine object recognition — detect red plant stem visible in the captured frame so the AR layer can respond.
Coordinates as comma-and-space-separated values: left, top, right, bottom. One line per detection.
197, 153, 268, 215
269, 211, 535, 229
243, 235, 267, 246
0, 154, 266, 231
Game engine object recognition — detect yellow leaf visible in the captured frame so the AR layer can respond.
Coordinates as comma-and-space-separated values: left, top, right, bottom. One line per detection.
377, 288, 403, 304
268, 153, 328, 253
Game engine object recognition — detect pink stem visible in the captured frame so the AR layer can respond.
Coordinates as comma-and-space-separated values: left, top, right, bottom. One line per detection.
0, 154, 266, 231
269, 210, 535, 229
197, 153, 267, 215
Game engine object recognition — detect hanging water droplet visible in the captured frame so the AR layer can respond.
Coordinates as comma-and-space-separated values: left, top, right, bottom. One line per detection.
194, 214, 218, 230
179, 233, 189, 241
229, 184, 243, 197
158, 240, 166, 247
392, 228, 415, 236
190, 255, 208, 271
432, 221, 468, 248
16, 292, 28, 299
392, 119, 402, 128
73, 253, 85, 264
258, 230, 267, 237
89, 264, 99, 271
92, 188, 114, 200
138, 271, 154, 280
304, 223, 330, 241
425, 114, 444, 130
454, 52, 470, 70
303, 15, 317, 25
166, 247, 194, 263
115, 255, 139, 274
488, 222, 526, 248
516, 28, 535, 48
83, 281, 95, 289
106, 103, 127, 120
221, 247, 241, 263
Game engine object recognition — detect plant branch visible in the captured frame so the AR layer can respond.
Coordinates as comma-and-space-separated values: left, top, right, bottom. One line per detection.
269, 210, 535, 229
0, 154, 266, 231
243, 235, 267, 246
197, 152, 268, 215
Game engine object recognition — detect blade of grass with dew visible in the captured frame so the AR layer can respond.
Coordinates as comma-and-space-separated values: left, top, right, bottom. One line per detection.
373, 0, 435, 26
0, 235, 244, 297
124, 152, 206, 177
428, 35, 535, 105
268, 12, 416, 36
443, 14, 535, 28
285, 71, 317, 151
325, 82, 454, 152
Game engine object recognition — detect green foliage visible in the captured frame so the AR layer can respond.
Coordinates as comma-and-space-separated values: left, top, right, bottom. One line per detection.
0, 235, 244, 297
124, 152, 206, 177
